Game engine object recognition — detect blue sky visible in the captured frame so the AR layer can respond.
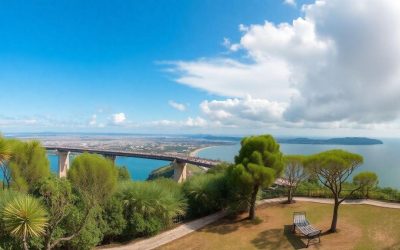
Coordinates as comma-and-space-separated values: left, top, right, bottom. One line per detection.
1, 0, 399, 137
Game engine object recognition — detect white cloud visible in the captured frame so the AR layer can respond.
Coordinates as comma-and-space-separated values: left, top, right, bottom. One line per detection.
170, 58, 295, 102
111, 113, 126, 125
168, 0, 400, 131
200, 96, 286, 127
151, 116, 207, 128
284, 0, 296, 7
89, 114, 97, 126
0, 117, 37, 126
168, 100, 186, 111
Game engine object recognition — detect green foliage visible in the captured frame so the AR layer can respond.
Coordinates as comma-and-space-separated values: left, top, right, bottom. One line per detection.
31, 175, 75, 249
183, 173, 228, 217
229, 135, 284, 219
304, 149, 364, 232
8, 140, 50, 192
284, 155, 308, 202
353, 171, 379, 198
66, 206, 105, 250
117, 166, 131, 181
304, 149, 364, 193
147, 164, 174, 180
206, 162, 231, 175
118, 180, 187, 238
101, 196, 126, 243
68, 153, 118, 204
0, 138, 12, 189
2, 195, 48, 250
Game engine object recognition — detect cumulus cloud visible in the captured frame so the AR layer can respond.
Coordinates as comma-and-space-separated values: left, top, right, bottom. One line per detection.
168, 0, 400, 129
200, 96, 286, 127
168, 100, 186, 111
111, 113, 126, 125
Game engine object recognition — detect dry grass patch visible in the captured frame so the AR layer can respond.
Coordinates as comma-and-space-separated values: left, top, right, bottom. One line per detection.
157, 201, 400, 250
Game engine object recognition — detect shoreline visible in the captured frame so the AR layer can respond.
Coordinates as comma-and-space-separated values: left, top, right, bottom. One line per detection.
189, 145, 218, 157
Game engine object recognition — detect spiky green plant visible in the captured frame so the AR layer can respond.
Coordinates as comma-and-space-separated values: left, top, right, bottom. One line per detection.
119, 180, 187, 236
2, 195, 48, 250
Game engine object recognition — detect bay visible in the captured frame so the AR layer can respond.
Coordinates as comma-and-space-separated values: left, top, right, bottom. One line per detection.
196, 138, 400, 189
48, 154, 169, 181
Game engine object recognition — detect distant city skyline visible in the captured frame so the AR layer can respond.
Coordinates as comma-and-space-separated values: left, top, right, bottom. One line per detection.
1, 0, 399, 138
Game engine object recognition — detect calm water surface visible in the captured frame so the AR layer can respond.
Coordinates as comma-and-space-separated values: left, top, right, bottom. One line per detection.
49, 155, 169, 181
197, 139, 400, 189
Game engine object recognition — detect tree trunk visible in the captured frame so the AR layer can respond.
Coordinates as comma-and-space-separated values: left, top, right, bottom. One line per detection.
330, 201, 340, 232
249, 184, 259, 220
23, 236, 29, 250
287, 187, 293, 203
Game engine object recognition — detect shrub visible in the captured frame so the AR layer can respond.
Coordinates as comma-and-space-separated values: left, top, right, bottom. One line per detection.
183, 172, 228, 217
118, 180, 187, 238
68, 153, 118, 204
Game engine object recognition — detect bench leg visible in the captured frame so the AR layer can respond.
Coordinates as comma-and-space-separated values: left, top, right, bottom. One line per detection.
292, 224, 296, 233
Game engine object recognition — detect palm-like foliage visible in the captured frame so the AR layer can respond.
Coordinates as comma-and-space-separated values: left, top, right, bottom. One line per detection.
182, 173, 228, 217
2, 195, 48, 249
119, 180, 187, 236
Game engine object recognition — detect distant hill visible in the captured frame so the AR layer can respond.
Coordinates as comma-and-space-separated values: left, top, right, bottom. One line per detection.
277, 137, 383, 145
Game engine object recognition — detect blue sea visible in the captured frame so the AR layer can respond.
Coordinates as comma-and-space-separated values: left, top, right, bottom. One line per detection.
47, 138, 400, 189
196, 138, 400, 189
48, 155, 169, 181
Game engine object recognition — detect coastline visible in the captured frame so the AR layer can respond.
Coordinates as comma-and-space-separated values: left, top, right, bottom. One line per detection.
189, 146, 218, 157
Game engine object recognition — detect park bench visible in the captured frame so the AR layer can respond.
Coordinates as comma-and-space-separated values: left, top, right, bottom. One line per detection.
292, 211, 321, 247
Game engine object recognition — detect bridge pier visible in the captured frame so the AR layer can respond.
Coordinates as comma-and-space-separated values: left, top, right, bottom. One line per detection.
103, 154, 116, 164
58, 151, 70, 178
173, 160, 187, 183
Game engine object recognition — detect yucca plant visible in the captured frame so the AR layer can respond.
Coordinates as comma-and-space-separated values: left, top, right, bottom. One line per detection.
2, 195, 48, 250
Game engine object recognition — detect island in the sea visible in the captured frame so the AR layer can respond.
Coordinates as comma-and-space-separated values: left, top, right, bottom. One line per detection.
277, 137, 383, 145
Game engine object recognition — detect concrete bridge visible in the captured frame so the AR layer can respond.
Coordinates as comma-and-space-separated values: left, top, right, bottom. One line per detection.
45, 146, 221, 182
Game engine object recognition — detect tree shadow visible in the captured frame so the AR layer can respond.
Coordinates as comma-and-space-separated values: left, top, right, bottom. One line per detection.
250, 225, 311, 249
201, 217, 247, 235
283, 225, 308, 249
382, 242, 400, 250
251, 228, 286, 249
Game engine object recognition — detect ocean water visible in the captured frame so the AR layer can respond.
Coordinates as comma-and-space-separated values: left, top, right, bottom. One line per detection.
196, 139, 400, 189
48, 155, 169, 181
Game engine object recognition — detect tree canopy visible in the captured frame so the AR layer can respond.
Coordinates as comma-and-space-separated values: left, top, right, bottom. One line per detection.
229, 135, 284, 219
304, 149, 364, 232
8, 140, 50, 191
284, 155, 308, 203
68, 153, 118, 205
353, 171, 378, 198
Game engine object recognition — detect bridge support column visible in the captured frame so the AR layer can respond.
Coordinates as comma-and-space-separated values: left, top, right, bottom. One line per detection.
173, 160, 187, 183
103, 154, 116, 164
58, 151, 70, 178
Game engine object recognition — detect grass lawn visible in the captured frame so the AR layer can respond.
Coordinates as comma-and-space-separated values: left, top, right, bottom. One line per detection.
157, 202, 400, 250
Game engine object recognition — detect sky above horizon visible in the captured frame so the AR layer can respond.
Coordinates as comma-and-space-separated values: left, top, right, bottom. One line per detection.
1, 0, 400, 138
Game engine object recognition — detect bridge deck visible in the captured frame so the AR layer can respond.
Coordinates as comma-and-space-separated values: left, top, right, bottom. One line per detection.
45, 146, 220, 168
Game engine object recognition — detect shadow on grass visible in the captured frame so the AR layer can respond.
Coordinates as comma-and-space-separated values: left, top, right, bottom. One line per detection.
201, 217, 246, 235
250, 225, 308, 249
